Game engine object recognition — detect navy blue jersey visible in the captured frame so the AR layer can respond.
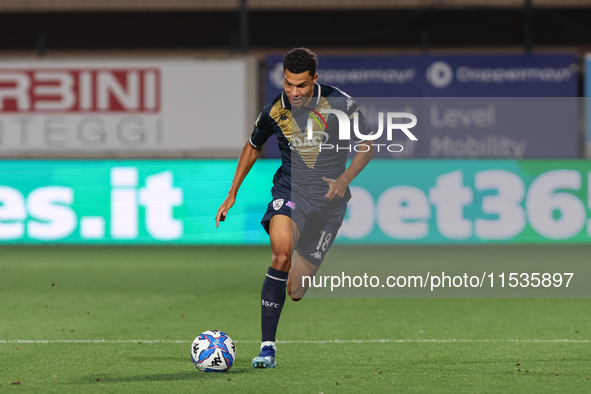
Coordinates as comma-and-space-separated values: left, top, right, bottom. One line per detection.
250, 83, 372, 201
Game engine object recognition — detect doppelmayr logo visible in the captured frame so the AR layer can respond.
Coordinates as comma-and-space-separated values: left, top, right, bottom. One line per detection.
426, 60, 576, 89
270, 62, 417, 89
427, 62, 454, 88
305, 109, 417, 153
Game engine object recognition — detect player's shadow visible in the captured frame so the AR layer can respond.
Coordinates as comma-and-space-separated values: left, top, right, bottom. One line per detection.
72, 367, 252, 384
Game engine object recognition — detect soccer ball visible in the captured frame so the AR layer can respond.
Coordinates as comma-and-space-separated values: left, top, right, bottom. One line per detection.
191, 330, 236, 372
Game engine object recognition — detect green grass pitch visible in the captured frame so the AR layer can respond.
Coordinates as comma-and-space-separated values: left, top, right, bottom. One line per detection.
1, 245, 590, 393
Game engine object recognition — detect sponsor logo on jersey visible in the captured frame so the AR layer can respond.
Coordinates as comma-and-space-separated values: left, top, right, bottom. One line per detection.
288, 130, 330, 152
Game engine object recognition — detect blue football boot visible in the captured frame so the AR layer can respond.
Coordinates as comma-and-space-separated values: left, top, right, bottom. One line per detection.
252, 342, 277, 368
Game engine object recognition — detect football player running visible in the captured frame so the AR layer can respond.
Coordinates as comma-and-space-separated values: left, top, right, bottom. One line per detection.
216, 48, 374, 369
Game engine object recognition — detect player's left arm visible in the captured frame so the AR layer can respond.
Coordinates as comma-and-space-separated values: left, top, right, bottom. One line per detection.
324, 97, 374, 201
323, 140, 374, 202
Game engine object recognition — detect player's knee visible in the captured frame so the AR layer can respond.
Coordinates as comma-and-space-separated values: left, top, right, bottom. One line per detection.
290, 296, 302, 302
271, 251, 290, 272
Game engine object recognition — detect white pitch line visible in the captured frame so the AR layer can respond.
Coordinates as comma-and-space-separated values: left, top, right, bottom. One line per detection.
1, 339, 590, 344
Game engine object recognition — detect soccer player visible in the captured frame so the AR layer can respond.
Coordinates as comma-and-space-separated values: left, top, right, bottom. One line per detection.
215, 48, 374, 369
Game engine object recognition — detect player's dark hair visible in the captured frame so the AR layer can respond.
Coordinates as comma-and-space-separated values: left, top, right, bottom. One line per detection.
283, 48, 318, 77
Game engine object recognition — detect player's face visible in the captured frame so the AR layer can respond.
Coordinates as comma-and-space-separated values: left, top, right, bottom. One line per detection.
283, 70, 318, 107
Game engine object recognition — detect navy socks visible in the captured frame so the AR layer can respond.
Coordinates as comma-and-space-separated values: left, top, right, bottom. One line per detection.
261, 267, 288, 342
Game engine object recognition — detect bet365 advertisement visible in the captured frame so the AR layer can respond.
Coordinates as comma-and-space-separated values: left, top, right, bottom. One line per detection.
1, 159, 591, 244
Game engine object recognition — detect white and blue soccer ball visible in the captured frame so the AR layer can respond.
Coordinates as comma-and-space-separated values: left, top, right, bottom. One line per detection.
191, 330, 236, 372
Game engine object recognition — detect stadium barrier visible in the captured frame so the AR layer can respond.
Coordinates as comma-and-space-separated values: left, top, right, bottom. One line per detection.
1, 159, 591, 244
0, 58, 257, 158
265, 54, 579, 159
585, 53, 591, 157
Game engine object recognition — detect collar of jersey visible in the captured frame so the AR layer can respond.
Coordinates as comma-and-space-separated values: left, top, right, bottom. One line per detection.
281, 82, 321, 110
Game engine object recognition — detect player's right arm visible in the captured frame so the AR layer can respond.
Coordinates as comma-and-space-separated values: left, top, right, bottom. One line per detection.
216, 106, 274, 228
215, 141, 261, 228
